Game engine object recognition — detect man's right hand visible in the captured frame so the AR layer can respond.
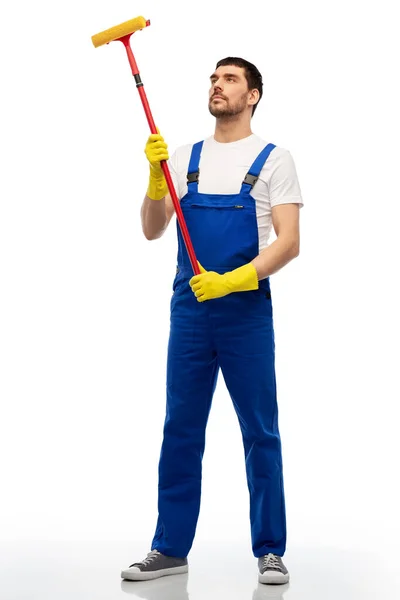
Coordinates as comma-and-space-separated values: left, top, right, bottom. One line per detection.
145, 132, 170, 200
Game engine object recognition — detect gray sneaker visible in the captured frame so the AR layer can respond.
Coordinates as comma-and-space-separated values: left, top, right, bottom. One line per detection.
121, 549, 188, 581
258, 553, 290, 585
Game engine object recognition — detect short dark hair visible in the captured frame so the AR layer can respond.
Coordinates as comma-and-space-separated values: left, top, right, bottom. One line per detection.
215, 57, 263, 116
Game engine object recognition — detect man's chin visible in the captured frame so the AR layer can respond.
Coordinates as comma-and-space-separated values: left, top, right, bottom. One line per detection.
209, 107, 229, 118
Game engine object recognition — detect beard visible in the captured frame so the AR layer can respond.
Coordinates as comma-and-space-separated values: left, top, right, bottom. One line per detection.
208, 92, 248, 119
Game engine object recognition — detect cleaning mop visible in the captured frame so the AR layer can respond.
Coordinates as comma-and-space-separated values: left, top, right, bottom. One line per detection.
91, 16, 200, 275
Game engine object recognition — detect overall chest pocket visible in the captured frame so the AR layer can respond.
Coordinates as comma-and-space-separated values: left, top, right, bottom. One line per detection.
190, 203, 247, 210
179, 198, 259, 272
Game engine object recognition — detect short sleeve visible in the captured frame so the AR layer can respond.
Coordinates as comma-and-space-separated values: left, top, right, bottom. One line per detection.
167, 150, 181, 200
269, 150, 303, 208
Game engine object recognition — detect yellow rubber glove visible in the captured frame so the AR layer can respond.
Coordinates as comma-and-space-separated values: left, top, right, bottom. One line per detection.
189, 262, 259, 302
144, 129, 169, 200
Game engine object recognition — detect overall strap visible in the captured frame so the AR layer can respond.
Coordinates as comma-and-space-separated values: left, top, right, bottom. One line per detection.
186, 141, 204, 193
240, 143, 276, 194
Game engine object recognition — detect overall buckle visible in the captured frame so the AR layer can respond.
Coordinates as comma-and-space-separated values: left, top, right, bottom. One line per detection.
243, 173, 258, 187
187, 171, 199, 183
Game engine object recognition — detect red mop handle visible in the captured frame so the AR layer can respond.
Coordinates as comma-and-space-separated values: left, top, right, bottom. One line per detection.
118, 32, 200, 276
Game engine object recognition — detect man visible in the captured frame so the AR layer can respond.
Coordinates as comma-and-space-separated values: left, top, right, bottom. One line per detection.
121, 57, 303, 585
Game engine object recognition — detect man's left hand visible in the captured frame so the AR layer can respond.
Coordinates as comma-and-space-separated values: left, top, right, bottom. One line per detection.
189, 261, 259, 302
189, 263, 231, 302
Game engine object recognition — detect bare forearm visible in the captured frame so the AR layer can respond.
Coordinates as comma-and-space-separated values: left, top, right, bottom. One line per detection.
140, 194, 167, 240
251, 236, 299, 280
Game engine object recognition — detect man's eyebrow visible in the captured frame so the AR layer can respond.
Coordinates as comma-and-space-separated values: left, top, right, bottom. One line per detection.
209, 72, 239, 80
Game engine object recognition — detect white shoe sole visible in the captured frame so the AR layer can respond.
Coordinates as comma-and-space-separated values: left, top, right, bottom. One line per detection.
258, 571, 290, 585
121, 564, 188, 581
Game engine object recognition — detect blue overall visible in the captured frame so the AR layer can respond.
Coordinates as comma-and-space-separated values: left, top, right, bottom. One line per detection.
151, 141, 287, 559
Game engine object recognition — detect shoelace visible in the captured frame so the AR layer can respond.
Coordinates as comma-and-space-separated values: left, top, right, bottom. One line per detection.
129, 549, 161, 568
262, 553, 281, 570
141, 550, 161, 566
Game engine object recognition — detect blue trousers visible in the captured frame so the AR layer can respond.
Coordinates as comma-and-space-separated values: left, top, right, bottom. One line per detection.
151, 270, 286, 558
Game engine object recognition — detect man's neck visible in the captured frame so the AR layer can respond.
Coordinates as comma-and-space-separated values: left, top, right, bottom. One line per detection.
213, 116, 252, 143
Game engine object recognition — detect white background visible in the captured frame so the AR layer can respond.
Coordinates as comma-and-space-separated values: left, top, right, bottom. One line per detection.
1, 0, 399, 568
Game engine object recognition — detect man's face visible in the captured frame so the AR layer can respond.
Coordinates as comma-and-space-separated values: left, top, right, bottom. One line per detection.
208, 65, 252, 118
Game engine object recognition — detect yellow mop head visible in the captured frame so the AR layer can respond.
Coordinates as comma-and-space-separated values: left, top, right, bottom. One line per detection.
91, 16, 148, 48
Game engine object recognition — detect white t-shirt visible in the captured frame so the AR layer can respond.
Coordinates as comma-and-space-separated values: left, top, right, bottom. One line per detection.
167, 133, 303, 252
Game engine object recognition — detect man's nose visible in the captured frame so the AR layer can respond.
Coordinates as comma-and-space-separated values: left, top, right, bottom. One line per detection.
213, 80, 223, 92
